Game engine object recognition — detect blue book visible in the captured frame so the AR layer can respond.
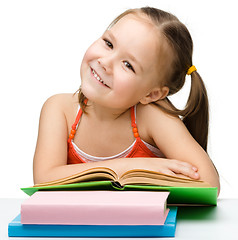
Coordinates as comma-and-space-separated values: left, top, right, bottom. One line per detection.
8, 207, 177, 237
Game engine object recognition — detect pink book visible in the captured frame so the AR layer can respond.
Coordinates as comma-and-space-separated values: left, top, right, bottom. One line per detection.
21, 191, 170, 225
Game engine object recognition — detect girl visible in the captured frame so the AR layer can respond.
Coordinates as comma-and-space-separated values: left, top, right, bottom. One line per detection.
33, 7, 220, 193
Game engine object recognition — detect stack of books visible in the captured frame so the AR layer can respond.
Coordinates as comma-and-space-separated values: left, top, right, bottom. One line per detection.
8, 167, 218, 237
8, 190, 178, 237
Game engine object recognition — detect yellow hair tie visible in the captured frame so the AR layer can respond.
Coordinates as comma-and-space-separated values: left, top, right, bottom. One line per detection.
187, 65, 197, 75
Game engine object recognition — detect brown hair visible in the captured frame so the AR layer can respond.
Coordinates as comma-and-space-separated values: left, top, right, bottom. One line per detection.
78, 7, 209, 151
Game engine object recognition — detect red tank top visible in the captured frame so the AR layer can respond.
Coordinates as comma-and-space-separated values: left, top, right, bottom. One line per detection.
67, 106, 164, 164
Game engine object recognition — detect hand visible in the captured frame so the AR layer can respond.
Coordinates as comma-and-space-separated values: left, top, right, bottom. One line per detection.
151, 158, 200, 180
117, 158, 200, 180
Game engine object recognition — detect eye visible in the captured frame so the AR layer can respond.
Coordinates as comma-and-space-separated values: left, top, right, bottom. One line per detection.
103, 39, 113, 49
123, 61, 135, 73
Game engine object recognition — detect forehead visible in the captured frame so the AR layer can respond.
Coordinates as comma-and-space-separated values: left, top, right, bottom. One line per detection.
108, 14, 161, 64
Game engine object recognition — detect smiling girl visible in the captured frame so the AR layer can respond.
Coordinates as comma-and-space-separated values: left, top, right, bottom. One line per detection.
33, 7, 220, 193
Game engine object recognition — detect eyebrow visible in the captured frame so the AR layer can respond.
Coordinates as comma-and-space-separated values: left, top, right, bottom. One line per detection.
106, 30, 144, 72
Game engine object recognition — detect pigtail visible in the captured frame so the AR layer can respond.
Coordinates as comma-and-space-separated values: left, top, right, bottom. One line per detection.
155, 71, 209, 151
182, 71, 209, 151
156, 71, 209, 151
77, 87, 87, 113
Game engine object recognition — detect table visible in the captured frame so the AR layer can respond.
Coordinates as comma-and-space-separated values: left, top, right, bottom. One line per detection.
1, 198, 238, 239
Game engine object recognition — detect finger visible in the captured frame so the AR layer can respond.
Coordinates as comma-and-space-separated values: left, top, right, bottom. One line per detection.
170, 159, 198, 171
169, 162, 200, 180
159, 169, 177, 177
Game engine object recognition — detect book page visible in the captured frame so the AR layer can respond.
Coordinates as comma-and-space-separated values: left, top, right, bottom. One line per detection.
34, 167, 118, 187
119, 169, 211, 187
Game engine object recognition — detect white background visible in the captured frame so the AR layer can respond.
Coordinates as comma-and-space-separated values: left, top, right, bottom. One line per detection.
0, 0, 237, 199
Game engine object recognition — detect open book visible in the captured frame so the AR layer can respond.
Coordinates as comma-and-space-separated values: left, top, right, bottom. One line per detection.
33, 167, 211, 188
23, 167, 217, 205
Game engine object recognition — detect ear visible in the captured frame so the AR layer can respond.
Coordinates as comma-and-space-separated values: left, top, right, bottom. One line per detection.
140, 87, 169, 104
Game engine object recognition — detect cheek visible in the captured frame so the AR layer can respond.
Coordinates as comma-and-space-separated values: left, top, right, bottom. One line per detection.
82, 48, 94, 65
81, 40, 101, 64
113, 75, 141, 98
80, 45, 98, 79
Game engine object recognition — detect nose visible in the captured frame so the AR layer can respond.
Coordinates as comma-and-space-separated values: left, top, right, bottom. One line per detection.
97, 56, 113, 74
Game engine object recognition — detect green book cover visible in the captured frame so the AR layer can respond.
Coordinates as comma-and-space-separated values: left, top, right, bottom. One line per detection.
21, 181, 217, 205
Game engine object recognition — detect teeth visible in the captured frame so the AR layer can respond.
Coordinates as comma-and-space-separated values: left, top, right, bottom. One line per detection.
92, 69, 101, 81
92, 68, 109, 87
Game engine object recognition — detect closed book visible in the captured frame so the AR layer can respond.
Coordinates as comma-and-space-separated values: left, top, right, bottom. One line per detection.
9, 207, 177, 237
21, 191, 169, 225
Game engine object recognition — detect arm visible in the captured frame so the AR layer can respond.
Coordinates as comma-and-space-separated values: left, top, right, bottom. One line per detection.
139, 104, 220, 193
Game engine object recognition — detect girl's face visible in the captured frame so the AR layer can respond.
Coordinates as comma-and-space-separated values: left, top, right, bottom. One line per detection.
80, 14, 167, 110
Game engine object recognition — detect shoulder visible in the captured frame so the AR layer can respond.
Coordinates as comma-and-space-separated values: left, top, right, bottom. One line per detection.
137, 101, 183, 132
138, 101, 178, 122
137, 101, 190, 151
42, 93, 78, 114
42, 93, 77, 110
40, 93, 79, 129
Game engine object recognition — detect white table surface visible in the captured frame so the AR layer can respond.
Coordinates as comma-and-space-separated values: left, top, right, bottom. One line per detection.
1, 198, 238, 240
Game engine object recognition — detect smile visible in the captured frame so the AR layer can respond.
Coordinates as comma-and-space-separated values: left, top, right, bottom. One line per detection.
91, 68, 110, 88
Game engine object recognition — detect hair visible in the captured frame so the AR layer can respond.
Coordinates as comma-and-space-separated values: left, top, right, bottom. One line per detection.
78, 7, 209, 152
